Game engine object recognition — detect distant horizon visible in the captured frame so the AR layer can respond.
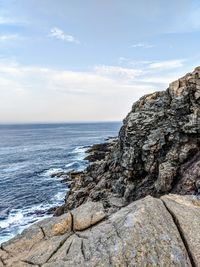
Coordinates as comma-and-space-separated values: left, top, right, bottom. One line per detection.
0, 120, 121, 125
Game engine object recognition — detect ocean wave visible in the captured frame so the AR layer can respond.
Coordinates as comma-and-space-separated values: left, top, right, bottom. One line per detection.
0, 146, 87, 244
39, 167, 65, 178
0, 186, 69, 245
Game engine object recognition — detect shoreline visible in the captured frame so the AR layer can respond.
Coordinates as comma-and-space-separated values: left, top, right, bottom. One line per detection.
0, 137, 117, 245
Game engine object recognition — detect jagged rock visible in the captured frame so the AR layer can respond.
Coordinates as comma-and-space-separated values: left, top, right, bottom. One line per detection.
2, 195, 195, 266
84, 142, 116, 162
162, 194, 200, 266
61, 67, 200, 213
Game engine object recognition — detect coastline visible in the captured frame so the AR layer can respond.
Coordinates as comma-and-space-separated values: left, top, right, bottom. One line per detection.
2, 68, 200, 266
0, 122, 120, 245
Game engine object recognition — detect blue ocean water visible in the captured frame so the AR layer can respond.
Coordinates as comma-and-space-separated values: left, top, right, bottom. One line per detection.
0, 122, 121, 244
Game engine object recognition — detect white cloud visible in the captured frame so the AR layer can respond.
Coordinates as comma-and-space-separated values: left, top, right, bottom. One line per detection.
0, 17, 16, 25
0, 34, 19, 41
0, 58, 189, 123
0, 16, 28, 26
131, 42, 155, 48
94, 65, 143, 80
148, 59, 184, 70
49, 27, 80, 44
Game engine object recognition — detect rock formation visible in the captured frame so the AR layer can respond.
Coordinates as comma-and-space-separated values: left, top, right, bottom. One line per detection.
2, 67, 200, 266
1, 195, 200, 266
59, 66, 200, 214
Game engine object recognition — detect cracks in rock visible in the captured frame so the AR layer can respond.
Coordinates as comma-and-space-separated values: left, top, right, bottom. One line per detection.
39, 226, 46, 239
46, 234, 73, 263
23, 260, 41, 266
0, 246, 10, 256
0, 257, 5, 266
65, 239, 73, 256
161, 200, 196, 267
80, 239, 86, 261
74, 232, 88, 240
69, 212, 73, 232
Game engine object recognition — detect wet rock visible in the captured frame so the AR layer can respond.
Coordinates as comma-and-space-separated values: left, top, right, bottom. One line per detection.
54, 205, 65, 217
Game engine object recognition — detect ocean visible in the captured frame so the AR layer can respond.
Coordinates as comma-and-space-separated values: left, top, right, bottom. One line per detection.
0, 122, 121, 244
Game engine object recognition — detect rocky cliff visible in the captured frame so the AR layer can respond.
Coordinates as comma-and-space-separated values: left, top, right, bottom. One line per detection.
2, 67, 200, 267
59, 66, 200, 214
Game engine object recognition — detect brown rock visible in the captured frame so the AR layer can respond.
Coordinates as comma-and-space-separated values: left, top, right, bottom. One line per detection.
72, 201, 106, 231
52, 212, 72, 235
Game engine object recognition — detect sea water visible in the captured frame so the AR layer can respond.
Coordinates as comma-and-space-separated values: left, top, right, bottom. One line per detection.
0, 122, 121, 243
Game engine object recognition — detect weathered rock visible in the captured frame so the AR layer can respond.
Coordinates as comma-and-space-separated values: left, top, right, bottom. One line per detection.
72, 201, 106, 231
1, 224, 44, 255
162, 194, 200, 266
84, 142, 116, 162
62, 67, 200, 213
24, 234, 71, 266
1, 195, 195, 266
52, 212, 72, 235
1, 224, 44, 266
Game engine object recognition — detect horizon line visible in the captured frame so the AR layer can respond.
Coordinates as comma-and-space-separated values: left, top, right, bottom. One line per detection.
0, 120, 122, 125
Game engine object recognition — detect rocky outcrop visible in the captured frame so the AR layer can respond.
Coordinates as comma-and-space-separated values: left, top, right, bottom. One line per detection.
2, 67, 200, 266
1, 195, 200, 267
162, 194, 200, 266
57, 67, 200, 214
84, 141, 117, 162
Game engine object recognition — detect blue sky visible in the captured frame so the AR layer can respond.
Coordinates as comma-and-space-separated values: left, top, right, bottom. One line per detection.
1, 0, 200, 122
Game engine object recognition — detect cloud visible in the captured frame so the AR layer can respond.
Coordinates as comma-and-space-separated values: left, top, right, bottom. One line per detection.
0, 16, 28, 26
148, 59, 184, 70
131, 42, 155, 48
94, 65, 143, 80
49, 27, 80, 44
117, 57, 185, 72
0, 34, 19, 41
0, 58, 189, 123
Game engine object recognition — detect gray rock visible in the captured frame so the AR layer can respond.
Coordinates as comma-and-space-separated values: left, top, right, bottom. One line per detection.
162, 194, 200, 267
1, 195, 193, 267
62, 67, 200, 213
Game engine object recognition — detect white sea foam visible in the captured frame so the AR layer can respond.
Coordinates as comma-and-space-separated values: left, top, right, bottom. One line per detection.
0, 185, 71, 245
40, 167, 64, 177
0, 146, 88, 244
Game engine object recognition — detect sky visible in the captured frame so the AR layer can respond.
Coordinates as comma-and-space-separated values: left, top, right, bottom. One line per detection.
1, 0, 200, 123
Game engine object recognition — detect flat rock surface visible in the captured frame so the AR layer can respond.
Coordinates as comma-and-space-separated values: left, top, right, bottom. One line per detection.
1, 196, 197, 267
162, 194, 200, 267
